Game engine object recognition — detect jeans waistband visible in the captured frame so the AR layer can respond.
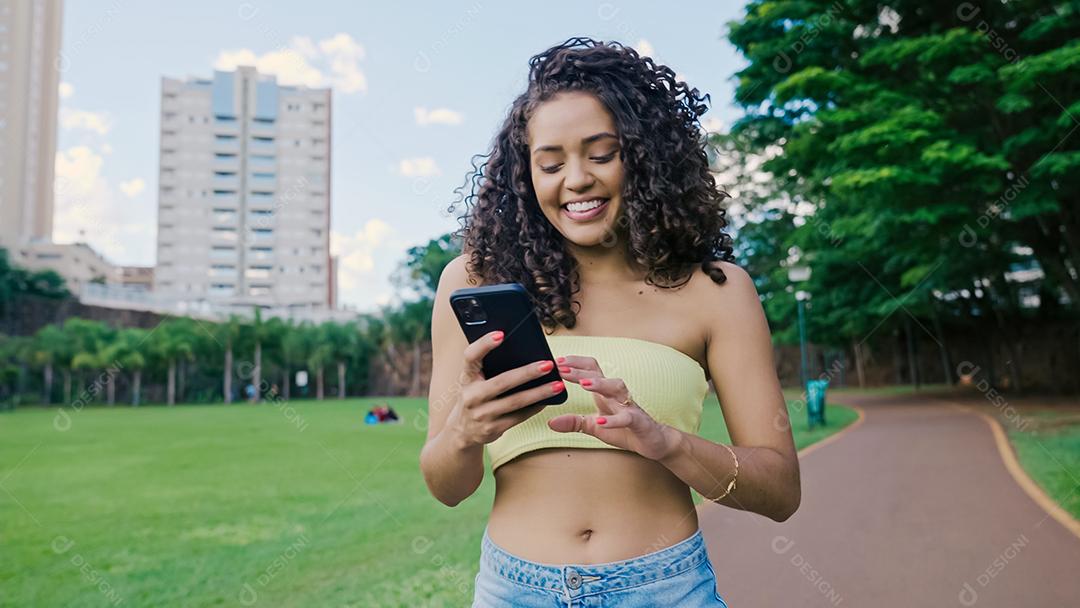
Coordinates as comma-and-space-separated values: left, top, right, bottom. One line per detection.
480, 526, 709, 596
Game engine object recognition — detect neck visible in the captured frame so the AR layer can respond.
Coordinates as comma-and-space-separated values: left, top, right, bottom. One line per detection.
566, 240, 647, 285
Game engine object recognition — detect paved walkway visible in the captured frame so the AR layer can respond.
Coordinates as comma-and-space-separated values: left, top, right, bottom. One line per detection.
697, 393, 1080, 607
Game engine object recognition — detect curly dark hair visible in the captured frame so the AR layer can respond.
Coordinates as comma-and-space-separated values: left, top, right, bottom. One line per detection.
449, 37, 735, 331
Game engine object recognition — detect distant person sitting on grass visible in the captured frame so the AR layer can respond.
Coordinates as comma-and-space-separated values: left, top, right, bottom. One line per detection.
365, 404, 401, 425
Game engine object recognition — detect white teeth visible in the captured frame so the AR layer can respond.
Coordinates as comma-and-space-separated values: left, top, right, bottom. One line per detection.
565, 199, 606, 212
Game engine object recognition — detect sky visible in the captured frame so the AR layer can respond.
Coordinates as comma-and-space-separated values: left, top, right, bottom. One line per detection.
54, 0, 750, 313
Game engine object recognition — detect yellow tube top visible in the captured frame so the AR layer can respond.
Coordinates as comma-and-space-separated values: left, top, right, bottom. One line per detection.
485, 334, 710, 471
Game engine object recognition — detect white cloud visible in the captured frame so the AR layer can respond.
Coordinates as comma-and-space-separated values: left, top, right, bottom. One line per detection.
60, 108, 111, 135
119, 177, 146, 198
213, 33, 367, 94
414, 106, 464, 126
702, 116, 726, 134
53, 146, 155, 264
635, 39, 655, 58
59, 82, 74, 98
330, 219, 401, 308
398, 157, 441, 177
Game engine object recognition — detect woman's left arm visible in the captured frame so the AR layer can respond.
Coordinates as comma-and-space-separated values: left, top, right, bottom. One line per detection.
656, 262, 801, 522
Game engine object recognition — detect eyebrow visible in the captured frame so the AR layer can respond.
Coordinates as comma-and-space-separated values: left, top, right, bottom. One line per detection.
532, 132, 618, 154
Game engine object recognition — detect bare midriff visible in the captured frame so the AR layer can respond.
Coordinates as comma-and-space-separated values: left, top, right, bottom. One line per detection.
486, 446, 700, 564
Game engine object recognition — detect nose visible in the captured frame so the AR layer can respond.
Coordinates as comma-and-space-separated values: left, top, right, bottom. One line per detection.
564, 158, 594, 192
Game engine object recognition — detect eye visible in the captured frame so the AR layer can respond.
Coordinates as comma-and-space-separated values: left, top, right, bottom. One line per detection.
540, 164, 562, 174
591, 152, 617, 163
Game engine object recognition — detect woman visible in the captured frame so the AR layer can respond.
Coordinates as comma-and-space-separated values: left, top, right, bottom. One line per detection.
420, 38, 800, 607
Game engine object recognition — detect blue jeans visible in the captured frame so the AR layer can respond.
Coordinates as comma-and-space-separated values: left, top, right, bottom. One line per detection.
472, 526, 730, 607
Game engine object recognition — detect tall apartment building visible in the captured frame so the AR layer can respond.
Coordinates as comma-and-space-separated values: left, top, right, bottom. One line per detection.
155, 66, 333, 312
0, 0, 62, 252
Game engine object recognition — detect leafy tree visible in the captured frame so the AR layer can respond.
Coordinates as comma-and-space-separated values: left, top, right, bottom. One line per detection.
725, 0, 1080, 390
393, 233, 462, 299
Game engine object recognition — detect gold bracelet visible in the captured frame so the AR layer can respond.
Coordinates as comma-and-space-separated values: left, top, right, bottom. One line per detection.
712, 443, 738, 502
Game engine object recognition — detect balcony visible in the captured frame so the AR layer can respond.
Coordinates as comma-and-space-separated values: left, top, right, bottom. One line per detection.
210, 247, 237, 260
213, 211, 238, 225
212, 228, 238, 242
245, 266, 273, 280
247, 248, 275, 262
249, 174, 276, 190
249, 137, 276, 152
250, 120, 276, 138
211, 190, 239, 206
248, 229, 274, 243
212, 175, 238, 191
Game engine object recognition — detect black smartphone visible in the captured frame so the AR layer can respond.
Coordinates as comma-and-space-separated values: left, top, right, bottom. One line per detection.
449, 282, 568, 406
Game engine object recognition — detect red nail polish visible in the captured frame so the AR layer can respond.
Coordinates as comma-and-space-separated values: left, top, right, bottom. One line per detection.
597, 416, 607, 425
556, 356, 566, 364
538, 361, 554, 373
551, 381, 565, 393
581, 378, 593, 388
492, 331, 504, 342
558, 366, 571, 374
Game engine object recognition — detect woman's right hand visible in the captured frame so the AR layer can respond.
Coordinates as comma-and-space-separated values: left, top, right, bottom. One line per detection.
444, 330, 565, 449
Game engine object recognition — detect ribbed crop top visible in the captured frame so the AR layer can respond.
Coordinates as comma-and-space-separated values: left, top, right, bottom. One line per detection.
485, 334, 710, 471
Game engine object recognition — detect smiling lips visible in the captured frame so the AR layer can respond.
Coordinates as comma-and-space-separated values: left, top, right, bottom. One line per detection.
561, 198, 610, 221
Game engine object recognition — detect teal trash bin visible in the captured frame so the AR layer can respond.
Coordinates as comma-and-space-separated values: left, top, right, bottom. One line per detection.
806, 379, 828, 428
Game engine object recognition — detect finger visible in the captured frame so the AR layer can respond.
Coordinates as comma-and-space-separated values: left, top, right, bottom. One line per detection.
579, 376, 632, 404
593, 409, 633, 429
548, 413, 599, 434
460, 330, 505, 383
556, 355, 603, 374
476, 379, 565, 419
579, 377, 631, 415
555, 364, 600, 384
475, 358, 558, 403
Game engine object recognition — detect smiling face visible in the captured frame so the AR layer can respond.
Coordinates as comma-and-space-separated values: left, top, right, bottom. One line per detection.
526, 91, 625, 247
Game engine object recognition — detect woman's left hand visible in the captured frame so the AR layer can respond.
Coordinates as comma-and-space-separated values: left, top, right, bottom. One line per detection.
547, 355, 676, 461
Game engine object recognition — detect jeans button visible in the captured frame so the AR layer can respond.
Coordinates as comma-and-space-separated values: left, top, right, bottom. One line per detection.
566, 569, 582, 590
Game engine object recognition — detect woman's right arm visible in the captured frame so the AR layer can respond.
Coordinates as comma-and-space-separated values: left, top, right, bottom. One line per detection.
419, 255, 560, 506
420, 255, 485, 506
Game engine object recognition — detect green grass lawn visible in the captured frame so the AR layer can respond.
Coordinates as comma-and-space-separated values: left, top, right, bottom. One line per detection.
0, 395, 856, 607
1006, 410, 1080, 520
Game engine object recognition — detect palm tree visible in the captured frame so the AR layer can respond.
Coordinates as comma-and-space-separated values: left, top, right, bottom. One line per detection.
0, 335, 33, 406
63, 318, 111, 405
262, 316, 288, 400
308, 323, 336, 401
216, 315, 243, 403
384, 299, 434, 396
107, 328, 148, 406
30, 324, 71, 404
281, 320, 312, 401
156, 319, 194, 406
249, 308, 272, 403
324, 321, 359, 399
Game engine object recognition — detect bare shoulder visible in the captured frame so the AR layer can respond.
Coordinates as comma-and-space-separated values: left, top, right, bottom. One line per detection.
687, 260, 765, 337
438, 253, 481, 292
689, 260, 758, 303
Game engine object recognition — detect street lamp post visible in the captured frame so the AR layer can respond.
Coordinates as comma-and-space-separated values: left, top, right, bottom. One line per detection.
787, 261, 812, 389
795, 289, 810, 388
